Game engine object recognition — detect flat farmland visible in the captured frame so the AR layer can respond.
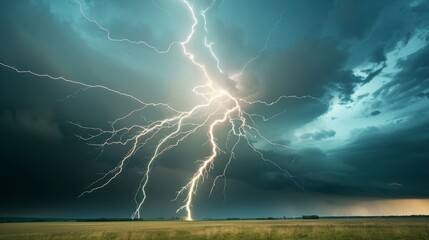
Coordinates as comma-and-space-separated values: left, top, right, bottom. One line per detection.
0, 218, 428, 240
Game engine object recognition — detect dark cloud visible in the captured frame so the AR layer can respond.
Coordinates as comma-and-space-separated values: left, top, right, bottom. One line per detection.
410, 1, 429, 16
331, 0, 390, 40
0, 109, 63, 142
326, 116, 429, 197
329, 70, 361, 104
362, 64, 386, 84
370, 110, 381, 116
252, 38, 346, 99
369, 45, 387, 63
300, 129, 336, 141
342, 0, 428, 72
313, 63, 384, 105
416, 92, 429, 99
374, 43, 429, 109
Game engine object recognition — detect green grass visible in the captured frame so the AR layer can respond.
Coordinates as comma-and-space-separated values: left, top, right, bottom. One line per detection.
0, 218, 428, 239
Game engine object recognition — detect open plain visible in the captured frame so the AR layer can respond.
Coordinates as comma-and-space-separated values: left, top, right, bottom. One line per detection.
0, 218, 428, 240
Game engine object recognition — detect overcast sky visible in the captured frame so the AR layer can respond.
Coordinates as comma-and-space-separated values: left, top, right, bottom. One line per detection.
1, 0, 429, 219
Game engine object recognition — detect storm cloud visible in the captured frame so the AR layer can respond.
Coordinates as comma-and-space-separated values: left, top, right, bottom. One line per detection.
1, 0, 428, 219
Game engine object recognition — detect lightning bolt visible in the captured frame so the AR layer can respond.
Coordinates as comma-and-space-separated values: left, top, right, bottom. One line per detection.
0, 0, 324, 221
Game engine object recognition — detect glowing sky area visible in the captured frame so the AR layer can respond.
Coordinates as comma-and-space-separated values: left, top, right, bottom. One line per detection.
1, 0, 429, 219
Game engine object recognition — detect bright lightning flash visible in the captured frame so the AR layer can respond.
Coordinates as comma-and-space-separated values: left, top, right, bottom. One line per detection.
1, 0, 321, 221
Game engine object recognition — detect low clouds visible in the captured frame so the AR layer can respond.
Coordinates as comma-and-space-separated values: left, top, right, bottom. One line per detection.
329, 117, 429, 198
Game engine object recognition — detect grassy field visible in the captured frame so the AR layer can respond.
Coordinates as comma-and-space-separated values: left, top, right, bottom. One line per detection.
0, 218, 428, 240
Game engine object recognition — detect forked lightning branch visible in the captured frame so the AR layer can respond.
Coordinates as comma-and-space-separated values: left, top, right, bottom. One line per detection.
0, 0, 321, 221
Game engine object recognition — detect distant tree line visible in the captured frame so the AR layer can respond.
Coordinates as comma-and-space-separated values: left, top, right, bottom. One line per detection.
302, 215, 319, 219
